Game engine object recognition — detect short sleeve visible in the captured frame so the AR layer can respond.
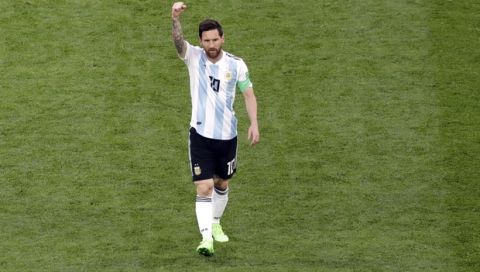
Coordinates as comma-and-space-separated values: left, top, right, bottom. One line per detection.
181, 41, 196, 65
237, 60, 253, 92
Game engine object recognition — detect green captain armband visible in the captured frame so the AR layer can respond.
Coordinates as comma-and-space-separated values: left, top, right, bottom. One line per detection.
238, 78, 252, 92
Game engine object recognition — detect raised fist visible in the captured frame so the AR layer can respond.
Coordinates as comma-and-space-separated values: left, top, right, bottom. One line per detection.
172, 2, 187, 19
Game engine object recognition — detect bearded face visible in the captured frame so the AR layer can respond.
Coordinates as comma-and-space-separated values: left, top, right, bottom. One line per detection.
200, 29, 225, 61
206, 47, 221, 59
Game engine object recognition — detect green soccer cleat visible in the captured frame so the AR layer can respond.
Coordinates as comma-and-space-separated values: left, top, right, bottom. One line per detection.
212, 223, 229, 242
197, 239, 214, 257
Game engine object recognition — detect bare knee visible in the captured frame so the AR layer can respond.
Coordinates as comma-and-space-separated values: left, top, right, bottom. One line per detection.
213, 176, 229, 191
195, 179, 214, 197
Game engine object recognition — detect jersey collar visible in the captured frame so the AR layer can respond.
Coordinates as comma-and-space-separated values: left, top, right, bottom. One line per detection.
204, 50, 225, 65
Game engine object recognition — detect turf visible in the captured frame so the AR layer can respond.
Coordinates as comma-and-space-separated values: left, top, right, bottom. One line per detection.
0, 0, 479, 271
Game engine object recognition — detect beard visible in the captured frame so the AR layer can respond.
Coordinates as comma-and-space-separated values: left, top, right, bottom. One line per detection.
206, 48, 221, 59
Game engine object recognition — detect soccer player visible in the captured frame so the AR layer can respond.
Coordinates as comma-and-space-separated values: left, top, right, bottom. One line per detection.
171, 2, 260, 256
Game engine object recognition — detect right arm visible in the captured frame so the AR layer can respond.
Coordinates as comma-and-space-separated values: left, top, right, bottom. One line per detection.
171, 2, 187, 58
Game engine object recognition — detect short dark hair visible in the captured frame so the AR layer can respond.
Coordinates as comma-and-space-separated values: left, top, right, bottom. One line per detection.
199, 19, 223, 38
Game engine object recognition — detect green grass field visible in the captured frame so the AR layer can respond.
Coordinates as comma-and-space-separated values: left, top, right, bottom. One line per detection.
1, 0, 479, 271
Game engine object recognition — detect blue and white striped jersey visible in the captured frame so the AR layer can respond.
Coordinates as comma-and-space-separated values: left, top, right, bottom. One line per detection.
181, 41, 253, 140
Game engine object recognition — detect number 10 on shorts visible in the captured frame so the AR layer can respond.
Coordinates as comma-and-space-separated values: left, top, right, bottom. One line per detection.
227, 158, 236, 176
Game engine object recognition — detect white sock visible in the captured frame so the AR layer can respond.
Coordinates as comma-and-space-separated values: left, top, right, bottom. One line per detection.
195, 196, 213, 241
212, 187, 229, 224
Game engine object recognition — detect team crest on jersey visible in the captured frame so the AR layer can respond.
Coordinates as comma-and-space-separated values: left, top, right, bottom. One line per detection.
225, 71, 232, 81
194, 165, 202, 176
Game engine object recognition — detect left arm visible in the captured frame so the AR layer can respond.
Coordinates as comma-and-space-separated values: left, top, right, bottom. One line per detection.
243, 87, 260, 145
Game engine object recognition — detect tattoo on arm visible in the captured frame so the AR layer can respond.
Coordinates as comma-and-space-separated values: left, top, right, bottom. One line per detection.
172, 18, 185, 55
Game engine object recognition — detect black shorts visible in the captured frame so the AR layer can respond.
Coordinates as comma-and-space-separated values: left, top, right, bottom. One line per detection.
189, 127, 237, 181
